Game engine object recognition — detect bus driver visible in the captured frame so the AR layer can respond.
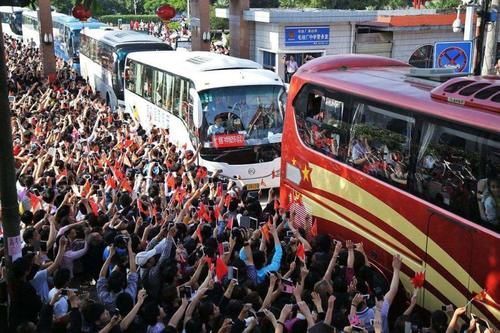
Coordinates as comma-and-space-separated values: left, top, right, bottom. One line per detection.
207, 115, 225, 137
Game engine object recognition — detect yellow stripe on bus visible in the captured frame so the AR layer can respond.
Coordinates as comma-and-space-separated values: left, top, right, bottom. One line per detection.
307, 163, 485, 296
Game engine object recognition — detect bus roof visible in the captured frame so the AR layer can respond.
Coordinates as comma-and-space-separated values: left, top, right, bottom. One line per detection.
0, 6, 24, 13
127, 51, 282, 90
80, 29, 165, 47
297, 55, 500, 134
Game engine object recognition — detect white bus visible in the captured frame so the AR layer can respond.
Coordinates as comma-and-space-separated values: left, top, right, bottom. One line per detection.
79, 29, 172, 110
0, 6, 23, 39
21, 9, 39, 46
124, 51, 286, 189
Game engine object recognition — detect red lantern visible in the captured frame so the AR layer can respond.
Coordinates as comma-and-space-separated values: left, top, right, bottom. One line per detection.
72, 4, 91, 22
156, 4, 176, 23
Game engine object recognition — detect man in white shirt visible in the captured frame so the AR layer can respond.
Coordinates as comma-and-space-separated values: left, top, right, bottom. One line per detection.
285, 55, 299, 83
207, 115, 225, 138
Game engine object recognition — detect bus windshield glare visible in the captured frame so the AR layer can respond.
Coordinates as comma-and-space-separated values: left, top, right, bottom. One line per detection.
199, 85, 284, 147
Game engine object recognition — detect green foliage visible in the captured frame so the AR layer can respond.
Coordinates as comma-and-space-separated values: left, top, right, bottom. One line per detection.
425, 0, 460, 9
210, 5, 229, 31
279, 0, 408, 9
251, 0, 280, 7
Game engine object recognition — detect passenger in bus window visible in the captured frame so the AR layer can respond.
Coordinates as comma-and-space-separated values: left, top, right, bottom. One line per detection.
207, 115, 225, 137
351, 135, 372, 167
480, 176, 499, 230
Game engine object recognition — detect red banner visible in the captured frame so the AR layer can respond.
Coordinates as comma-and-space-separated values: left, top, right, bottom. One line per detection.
212, 134, 245, 148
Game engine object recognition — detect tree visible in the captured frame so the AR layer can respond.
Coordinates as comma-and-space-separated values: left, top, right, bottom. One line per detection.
425, 0, 460, 9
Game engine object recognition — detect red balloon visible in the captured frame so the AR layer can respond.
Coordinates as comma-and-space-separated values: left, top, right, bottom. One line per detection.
156, 4, 176, 22
72, 4, 91, 22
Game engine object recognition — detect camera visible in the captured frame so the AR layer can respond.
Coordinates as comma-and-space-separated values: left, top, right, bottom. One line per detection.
113, 235, 129, 249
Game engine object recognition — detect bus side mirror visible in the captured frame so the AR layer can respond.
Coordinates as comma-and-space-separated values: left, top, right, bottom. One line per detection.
190, 88, 203, 129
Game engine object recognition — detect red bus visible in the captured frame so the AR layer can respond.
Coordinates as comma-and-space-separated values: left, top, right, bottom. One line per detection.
280, 55, 500, 326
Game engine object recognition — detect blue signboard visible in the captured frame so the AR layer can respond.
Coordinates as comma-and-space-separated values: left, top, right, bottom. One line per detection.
433, 41, 473, 73
285, 26, 330, 46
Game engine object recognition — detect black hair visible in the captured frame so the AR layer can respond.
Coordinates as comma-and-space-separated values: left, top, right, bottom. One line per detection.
22, 227, 36, 244
82, 302, 106, 324
116, 292, 134, 317
20, 211, 34, 225
107, 270, 126, 293
53, 268, 71, 289
141, 301, 160, 326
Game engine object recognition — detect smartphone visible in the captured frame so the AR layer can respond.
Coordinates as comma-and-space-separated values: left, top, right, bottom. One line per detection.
404, 321, 411, 333
286, 230, 294, 238
61, 289, 67, 296
471, 314, 490, 329
281, 279, 295, 294
351, 326, 364, 332
248, 217, 258, 230
40, 240, 48, 252
222, 241, 230, 254
184, 286, 192, 299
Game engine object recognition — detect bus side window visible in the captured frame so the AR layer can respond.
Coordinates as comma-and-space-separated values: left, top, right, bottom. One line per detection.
415, 123, 499, 231
349, 103, 414, 189
293, 87, 347, 161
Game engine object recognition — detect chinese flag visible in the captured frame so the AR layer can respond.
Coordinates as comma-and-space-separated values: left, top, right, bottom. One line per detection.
411, 271, 425, 289
214, 206, 221, 220
28, 193, 42, 211
310, 218, 318, 237
88, 198, 99, 216
296, 243, 305, 262
261, 224, 270, 242
106, 176, 117, 189
224, 194, 232, 207
215, 257, 228, 281
273, 199, 279, 211
81, 180, 91, 197
473, 289, 488, 302
121, 179, 133, 193
216, 183, 223, 197
204, 256, 212, 267
124, 139, 134, 149
198, 203, 207, 220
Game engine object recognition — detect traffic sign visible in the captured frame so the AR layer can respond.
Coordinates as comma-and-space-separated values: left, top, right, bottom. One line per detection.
433, 41, 473, 73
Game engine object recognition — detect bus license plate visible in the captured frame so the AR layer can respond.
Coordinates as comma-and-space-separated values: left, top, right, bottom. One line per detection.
246, 183, 260, 190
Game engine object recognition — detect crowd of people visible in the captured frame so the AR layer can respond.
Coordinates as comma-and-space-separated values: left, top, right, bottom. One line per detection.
0, 34, 497, 333
129, 18, 191, 47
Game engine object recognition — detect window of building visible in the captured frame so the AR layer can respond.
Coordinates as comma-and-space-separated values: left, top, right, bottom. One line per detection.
263, 51, 276, 71
409, 45, 434, 68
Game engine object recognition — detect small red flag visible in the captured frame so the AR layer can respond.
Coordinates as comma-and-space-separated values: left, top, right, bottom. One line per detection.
88, 198, 99, 216
214, 206, 221, 220
224, 194, 232, 207
310, 218, 318, 237
121, 179, 133, 193
204, 256, 212, 266
411, 271, 425, 289
296, 243, 305, 262
106, 176, 117, 189
226, 215, 233, 230
28, 193, 42, 211
261, 224, 270, 242
215, 257, 228, 281
81, 180, 91, 197
473, 289, 488, 302
198, 203, 207, 220
216, 183, 223, 197
273, 199, 279, 211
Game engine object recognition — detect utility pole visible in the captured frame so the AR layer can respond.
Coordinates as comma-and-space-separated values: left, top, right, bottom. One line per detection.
481, 0, 499, 75
473, 0, 491, 75
0, 23, 22, 331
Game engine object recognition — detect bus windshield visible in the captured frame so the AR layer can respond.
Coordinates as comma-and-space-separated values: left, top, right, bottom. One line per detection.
199, 85, 284, 147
